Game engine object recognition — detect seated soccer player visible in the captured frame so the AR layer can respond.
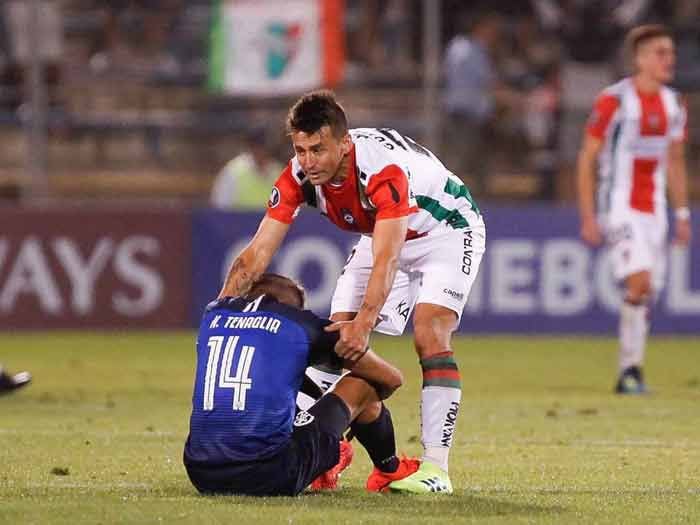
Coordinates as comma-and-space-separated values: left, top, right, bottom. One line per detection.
183, 273, 418, 496
0, 364, 31, 395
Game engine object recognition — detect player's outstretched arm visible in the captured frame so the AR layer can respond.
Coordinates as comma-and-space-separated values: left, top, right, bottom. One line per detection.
577, 134, 604, 246
218, 216, 290, 298
327, 216, 408, 361
668, 141, 692, 245
356, 216, 408, 328
344, 349, 403, 400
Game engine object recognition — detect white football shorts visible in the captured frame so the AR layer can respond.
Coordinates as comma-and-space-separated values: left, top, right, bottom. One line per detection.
603, 209, 668, 293
331, 221, 486, 335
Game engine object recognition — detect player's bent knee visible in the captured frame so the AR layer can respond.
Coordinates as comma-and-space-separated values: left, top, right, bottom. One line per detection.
413, 318, 454, 358
331, 376, 378, 419
625, 272, 652, 304
355, 399, 383, 424
625, 291, 649, 305
307, 392, 352, 439
414, 331, 446, 359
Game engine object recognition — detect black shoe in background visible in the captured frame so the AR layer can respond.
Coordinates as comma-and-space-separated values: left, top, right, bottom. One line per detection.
615, 366, 648, 395
0, 367, 31, 395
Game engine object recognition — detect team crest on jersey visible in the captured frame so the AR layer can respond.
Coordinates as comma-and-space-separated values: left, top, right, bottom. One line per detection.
341, 208, 355, 225
268, 187, 281, 208
294, 410, 315, 427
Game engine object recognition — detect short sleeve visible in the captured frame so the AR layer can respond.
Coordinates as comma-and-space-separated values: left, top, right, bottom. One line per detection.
265, 164, 304, 224
586, 94, 620, 139
307, 317, 343, 369
670, 97, 688, 143
366, 165, 416, 220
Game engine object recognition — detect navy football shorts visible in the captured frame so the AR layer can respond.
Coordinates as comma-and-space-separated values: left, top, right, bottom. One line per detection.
185, 393, 350, 496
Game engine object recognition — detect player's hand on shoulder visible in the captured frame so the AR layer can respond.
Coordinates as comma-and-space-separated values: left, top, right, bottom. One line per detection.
325, 319, 371, 361
580, 216, 602, 246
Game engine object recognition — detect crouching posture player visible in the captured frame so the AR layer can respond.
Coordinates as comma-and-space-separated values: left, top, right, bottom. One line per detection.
183, 274, 418, 496
221, 91, 486, 493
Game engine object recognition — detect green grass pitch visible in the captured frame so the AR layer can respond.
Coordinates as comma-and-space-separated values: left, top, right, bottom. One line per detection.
1, 333, 698, 524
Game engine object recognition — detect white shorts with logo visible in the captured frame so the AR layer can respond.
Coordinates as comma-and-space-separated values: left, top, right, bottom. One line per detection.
330, 221, 486, 335
603, 209, 668, 293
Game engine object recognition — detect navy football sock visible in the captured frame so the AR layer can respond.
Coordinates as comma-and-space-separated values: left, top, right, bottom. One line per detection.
350, 405, 399, 473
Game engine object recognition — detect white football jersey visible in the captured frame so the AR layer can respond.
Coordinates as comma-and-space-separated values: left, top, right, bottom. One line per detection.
588, 78, 687, 217
348, 128, 481, 234
272, 127, 482, 237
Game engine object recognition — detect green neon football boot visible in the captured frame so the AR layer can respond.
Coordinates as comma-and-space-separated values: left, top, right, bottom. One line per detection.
388, 461, 453, 494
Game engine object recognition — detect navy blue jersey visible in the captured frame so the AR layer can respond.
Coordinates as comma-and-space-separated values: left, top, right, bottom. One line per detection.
184, 295, 342, 466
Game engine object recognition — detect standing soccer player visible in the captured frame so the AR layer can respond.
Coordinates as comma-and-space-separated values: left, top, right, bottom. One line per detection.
577, 25, 692, 394
218, 91, 486, 493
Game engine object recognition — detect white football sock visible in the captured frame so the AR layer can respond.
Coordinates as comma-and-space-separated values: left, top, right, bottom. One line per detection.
619, 301, 648, 372
421, 386, 461, 472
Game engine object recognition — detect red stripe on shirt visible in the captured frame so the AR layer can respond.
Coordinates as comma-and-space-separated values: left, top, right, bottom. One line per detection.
630, 158, 657, 213
637, 89, 667, 136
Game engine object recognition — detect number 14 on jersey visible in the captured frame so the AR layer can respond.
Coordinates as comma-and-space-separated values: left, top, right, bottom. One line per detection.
203, 335, 255, 411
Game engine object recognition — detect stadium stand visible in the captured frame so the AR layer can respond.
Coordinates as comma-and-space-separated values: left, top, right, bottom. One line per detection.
0, 1, 698, 204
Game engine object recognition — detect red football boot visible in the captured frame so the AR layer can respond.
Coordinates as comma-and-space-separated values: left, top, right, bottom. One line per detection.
309, 439, 354, 491
366, 456, 421, 492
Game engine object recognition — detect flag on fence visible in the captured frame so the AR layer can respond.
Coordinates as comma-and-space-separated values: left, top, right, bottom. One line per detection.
208, 0, 344, 96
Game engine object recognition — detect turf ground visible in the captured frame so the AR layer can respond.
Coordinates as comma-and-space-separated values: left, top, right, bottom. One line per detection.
1, 333, 698, 524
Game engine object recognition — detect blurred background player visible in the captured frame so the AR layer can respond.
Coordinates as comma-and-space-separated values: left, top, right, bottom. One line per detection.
577, 24, 692, 394
183, 273, 418, 496
210, 129, 284, 211
0, 364, 31, 395
219, 91, 486, 494
532, 0, 652, 199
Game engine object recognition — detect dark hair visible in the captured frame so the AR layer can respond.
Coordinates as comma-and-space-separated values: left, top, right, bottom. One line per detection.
285, 90, 348, 139
626, 24, 673, 56
244, 273, 305, 309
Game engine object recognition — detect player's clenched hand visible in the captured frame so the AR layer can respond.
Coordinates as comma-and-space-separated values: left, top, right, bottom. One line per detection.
325, 320, 371, 361
673, 218, 691, 246
580, 216, 602, 246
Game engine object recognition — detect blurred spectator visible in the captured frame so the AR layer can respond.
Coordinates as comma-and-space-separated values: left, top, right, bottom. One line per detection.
531, 0, 651, 198
210, 130, 284, 211
441, 11, 520, 195
0, 7, 12, 111
378, 0, 414, 73
89, 0, 181, 76
669, 0, 700, 89
522, 67, 560, 199
0, 364, 31, 395
502, 15, 561, 198
2, 0, 64, 109
345, 0, 416, 78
